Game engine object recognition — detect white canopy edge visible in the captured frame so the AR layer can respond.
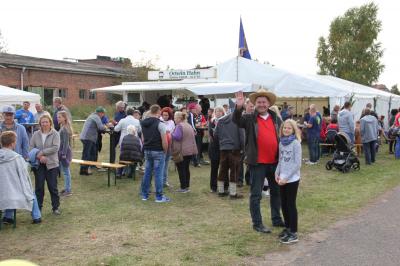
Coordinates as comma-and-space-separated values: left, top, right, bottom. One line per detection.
0, 85, 41, 113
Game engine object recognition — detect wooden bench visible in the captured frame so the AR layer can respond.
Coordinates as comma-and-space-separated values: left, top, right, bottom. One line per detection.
119, 161, 139, 180
0, 209, 17, 230
71, 159, 126, 187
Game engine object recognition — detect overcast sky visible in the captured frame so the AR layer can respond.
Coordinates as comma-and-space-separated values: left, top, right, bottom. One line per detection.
1, 0, 398, 86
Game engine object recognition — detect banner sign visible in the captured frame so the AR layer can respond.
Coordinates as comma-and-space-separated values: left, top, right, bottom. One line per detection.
148, 69, 216, 80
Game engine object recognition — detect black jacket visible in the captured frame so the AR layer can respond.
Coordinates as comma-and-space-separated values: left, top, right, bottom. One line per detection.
120, 135, 143, 162
208, 119, 220, 161
232, 107, 281, 165
214, 113, 245, 151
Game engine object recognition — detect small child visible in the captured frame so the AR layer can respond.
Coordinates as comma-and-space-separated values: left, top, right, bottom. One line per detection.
275, 119, 302, 244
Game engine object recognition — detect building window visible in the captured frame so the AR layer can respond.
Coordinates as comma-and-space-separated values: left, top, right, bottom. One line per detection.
127, 93, 140, 103
79, 89, 86, 99
57, 88, 67, 98
89, 91, 96, 100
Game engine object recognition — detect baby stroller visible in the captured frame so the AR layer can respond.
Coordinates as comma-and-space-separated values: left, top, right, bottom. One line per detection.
326, 132, 360, 173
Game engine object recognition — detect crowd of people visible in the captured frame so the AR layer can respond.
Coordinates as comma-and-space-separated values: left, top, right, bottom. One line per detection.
1, 90, 400, 245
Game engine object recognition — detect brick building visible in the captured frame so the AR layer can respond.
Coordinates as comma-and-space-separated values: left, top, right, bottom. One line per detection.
0, 53, 136, 107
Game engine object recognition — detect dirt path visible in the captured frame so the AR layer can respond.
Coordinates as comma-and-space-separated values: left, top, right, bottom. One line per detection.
248, 185, 400, 266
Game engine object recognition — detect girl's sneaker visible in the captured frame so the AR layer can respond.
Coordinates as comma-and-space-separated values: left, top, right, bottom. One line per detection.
280, 232, 298, 244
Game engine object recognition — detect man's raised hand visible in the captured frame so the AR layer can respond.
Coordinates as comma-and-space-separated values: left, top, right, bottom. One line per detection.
235, 91, 245, 109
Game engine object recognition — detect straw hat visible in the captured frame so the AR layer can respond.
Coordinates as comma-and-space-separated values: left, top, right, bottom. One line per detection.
249, 87, 277, 105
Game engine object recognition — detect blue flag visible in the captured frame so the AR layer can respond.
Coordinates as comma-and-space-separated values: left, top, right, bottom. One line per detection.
238, 18, 251, 59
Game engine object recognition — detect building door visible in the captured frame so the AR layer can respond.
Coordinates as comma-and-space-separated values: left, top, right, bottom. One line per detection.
43, 88, 54, 108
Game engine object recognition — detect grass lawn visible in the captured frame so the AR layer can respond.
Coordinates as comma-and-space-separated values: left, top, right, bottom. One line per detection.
1, 132, 399, 266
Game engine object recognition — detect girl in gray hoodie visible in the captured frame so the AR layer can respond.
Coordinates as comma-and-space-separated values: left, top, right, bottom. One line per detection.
275, 119, 302, 244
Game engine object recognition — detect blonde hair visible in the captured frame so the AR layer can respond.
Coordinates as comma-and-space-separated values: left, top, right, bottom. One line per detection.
174, 111, 187, 122
280, 119, 301, 142
57, 111, 73, 140
39, 114, 54, 129
214, 106, 225, 115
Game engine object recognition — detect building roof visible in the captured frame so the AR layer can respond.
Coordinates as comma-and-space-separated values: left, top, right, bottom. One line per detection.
0, 53, 136, 78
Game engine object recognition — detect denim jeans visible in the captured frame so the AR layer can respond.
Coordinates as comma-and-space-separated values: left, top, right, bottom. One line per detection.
163, 153, 171, 185
396, 136, 400, 159
249, 163, 283, 227
4, 194, 41, 220
363, 140, 376, 164
141, 150, 165, 199
60, 164, 72, 192
307, 137, 320, 163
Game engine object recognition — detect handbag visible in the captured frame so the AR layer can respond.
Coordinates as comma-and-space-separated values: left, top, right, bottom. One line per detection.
171, 140, 184, 163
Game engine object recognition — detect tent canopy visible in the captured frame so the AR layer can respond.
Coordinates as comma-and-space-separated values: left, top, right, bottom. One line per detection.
0, 85, 41, 109
90, 57, 400, 122
91, 80, 257, 97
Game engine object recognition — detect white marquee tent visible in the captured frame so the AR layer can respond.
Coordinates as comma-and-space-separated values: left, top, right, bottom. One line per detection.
0, 85, 41, 114
217, 57, 400, 122
91, 57, 400, 126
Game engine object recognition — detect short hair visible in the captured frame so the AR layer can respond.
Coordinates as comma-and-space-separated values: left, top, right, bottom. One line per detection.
161, 107, 173, 120
331, 118, 338, 124
116, 101, 125, 108
133, 110, 141, 115
363, 108, 371, 116
23, 101, 30, 104
150, 104, 161, 114
214, 106, 225, 115
39, 114, 54, 128
344, 101, 352, 109
174, 111, 187, 121
53, 97, 62, 104
0, 131, 17, 147
126, 107, 135, 116
127, 125, 137, 136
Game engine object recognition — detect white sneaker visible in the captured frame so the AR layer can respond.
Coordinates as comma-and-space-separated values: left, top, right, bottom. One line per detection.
305, 161, 316, 165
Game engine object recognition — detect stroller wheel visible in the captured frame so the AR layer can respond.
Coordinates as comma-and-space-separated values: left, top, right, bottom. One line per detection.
352, 161, 360, 171
326, 161, 333, 170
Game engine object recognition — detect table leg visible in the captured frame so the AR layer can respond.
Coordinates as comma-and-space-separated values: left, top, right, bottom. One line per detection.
107, 168, 110, 187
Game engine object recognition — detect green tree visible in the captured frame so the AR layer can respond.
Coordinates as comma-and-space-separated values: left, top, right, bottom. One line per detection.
391, 84, 400, 95
316, 2, 384, 86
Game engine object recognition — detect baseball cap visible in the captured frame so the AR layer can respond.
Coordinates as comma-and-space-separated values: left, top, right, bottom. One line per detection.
2, 106, 15, 114
95, 106, 106, 113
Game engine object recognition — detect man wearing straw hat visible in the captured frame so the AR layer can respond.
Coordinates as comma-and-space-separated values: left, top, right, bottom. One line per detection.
233, 87, 284, 233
